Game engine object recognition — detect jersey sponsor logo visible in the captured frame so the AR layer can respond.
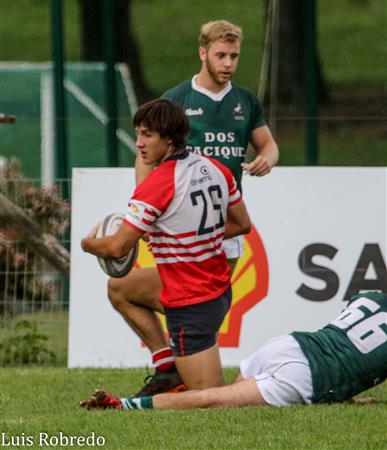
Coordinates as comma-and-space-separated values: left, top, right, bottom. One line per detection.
233, 102, 245, 121
136, 223, 269, 347
128, 202, 143, 221
129, 203, 139, 214
190, 165, 213, 186
185, 107, 203, 116
189, 131, 244, 159
204, 132, 235, 143
188, 145, 244, 159
200, 166, 209, 175
191, 173, 213, 187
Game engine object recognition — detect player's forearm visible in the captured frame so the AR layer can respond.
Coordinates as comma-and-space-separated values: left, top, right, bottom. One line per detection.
250, 125, 279, 172
224, 200, 251, 239
224, 221, 250, 239
81, 235, 127, 259
257, 141, 279, 168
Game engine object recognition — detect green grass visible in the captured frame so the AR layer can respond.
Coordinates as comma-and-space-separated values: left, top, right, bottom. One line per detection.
131, 0, 265, 94
1, 367, 386, 450
0, 0, 81, 61
1, 0, 385, 92
276, 120, 387, 166
0, 311, 68, 365
133, 0, 387, 94
318, 0, 386, 88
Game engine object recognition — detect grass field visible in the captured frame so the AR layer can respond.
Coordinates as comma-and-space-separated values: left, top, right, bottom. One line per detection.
1, 367, 387, 450
0, 311, 68, 366
1, 0, 385, 91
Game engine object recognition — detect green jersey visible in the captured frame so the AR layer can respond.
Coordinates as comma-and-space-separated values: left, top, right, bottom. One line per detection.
292, 292, 387, 403
162, 77, 266, 190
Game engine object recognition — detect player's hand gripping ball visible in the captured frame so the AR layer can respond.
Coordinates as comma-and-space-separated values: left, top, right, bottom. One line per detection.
96, 213, 139, 278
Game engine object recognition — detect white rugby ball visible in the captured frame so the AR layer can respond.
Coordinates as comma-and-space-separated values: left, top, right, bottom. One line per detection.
96, 213, 139, 278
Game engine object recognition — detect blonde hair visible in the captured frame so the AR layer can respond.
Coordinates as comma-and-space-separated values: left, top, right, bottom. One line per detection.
199, 20, 243, 48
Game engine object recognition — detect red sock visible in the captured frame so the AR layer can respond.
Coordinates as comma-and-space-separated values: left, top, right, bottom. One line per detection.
152, 347, 175, 371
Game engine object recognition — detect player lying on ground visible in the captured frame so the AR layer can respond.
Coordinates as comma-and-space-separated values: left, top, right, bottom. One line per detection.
81, 292, 387, 410
81, 99, 251, 397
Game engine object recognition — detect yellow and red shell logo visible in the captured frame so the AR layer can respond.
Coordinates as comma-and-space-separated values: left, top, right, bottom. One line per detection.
135, 225, 269, 347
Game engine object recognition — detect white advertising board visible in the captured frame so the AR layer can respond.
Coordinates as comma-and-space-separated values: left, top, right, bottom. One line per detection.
68, 167, 386, 367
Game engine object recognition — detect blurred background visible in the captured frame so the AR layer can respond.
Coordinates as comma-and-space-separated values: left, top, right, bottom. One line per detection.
1, 0, 386, 177
0, 0, 386, 366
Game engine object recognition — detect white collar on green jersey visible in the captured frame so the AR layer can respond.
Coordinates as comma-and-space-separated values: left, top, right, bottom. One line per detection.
191, 75, 232, 102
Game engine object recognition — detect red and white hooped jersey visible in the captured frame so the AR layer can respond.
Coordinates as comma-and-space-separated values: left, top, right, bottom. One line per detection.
125, 151, 241, 308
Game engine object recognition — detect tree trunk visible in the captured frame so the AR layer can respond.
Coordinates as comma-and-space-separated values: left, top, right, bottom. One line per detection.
0, 194, 70, 275
115, 0, 156, 102
79, 0, 155, 103
267, 0, 329, 107
79, 0, 103, 60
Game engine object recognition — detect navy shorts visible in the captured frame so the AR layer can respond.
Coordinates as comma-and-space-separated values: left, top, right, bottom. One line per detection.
164, 287, 232, 357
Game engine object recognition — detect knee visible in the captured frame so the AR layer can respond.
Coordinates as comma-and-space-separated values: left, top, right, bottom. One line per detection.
107, 277, 130, 312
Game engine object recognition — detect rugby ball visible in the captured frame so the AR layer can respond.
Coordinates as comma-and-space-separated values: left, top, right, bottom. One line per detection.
96, 213, 139, 278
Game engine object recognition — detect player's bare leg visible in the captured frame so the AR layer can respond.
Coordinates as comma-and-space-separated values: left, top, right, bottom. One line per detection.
80, 378, 266, 410
81, 378, 266, 410
108, 267, 166, 352
174, 344, 225, 389
108, 268, 185, 396
152, 378, 267, 409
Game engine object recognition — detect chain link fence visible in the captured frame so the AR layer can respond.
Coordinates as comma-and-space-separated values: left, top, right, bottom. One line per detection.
0, 162, 70, 365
